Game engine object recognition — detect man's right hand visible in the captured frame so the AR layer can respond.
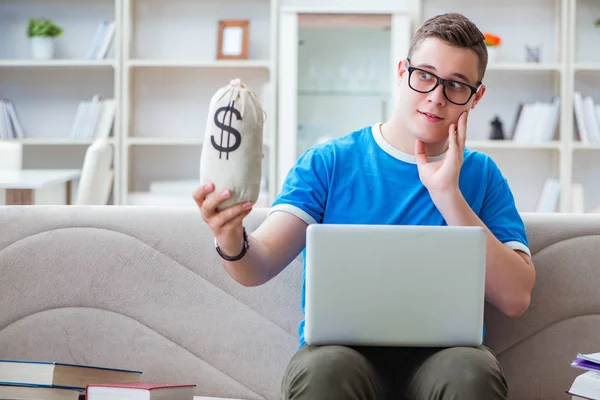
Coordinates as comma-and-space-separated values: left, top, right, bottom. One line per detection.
193, 182, 253, 257
192, 182, 309, 287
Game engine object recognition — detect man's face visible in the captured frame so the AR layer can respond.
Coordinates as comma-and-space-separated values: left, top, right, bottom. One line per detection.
396, 37, 486, 144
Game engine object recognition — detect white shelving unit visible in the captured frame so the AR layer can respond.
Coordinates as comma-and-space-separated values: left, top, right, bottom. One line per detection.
120, 0, 278, 206
0, 60, 118, 68
570, 0, 600, 213
0, 0, 122, 204
1, 0, 598, 212
413, 0, 600, 213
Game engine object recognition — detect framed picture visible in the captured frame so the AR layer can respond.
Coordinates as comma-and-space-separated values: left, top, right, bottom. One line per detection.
217, 20, 249, 60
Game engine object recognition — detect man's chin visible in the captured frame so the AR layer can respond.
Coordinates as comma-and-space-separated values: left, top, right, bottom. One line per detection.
413, 131, 448, 145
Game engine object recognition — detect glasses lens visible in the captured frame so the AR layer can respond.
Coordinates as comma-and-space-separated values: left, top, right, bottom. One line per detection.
409, 69, 437, 92
409, 69, 473, 105
444, 81, 472, 105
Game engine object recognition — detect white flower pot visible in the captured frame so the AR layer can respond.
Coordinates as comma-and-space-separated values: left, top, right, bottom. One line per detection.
30, 37, 55, 60
487, 46, 499, 64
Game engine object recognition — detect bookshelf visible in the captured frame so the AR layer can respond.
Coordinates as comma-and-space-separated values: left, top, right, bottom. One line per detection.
0, 0, 598, 212
120, 0, 278, 206
413, 0, 600, 213
570, 0, 600, 213
0, 0, 122, 204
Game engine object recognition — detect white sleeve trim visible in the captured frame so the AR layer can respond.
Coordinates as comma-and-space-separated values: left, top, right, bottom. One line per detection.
268, 204, 318, 225
504, 241, 531, 258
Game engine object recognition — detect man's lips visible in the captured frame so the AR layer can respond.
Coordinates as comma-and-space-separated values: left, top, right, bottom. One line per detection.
419, 111, 443, 120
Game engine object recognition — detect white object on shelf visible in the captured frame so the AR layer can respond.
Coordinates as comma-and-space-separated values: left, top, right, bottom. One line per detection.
0, 142, 23, 171
148, 179, 198, 195
128, 192, 196, 207
536, 178, 561, 212
29, 37, 55, 60
487, 46, 499, 64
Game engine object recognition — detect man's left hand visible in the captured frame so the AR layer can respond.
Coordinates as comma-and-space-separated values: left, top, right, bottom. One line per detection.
415, 110, 468, 197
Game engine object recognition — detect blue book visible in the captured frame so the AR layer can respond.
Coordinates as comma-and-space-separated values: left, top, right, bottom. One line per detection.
0, 382, 84, 400
0, 359, 142, 390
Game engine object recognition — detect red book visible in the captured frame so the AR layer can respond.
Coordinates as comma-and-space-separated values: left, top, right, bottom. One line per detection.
86, 382, 196, 399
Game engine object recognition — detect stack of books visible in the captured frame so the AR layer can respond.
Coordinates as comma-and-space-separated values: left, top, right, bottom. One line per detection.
510, 98, 561, 144
573, 91, 600, 144
68, 95, 116, 140
568, 352, 600, 399
0, 99, 24, 140
0, 359, 196, 399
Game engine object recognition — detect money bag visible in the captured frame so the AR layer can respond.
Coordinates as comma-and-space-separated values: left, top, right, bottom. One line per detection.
200, 78, 265, 211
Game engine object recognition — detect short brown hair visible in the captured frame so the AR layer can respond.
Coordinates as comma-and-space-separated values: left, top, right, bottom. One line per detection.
407, 13, 487, 83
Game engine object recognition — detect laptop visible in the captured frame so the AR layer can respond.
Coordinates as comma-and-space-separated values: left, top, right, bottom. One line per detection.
304, 223, 487, 347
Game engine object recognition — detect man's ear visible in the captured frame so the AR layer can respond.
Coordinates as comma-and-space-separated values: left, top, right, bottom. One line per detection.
397, 59, 408, 80
470, 84, 486, 109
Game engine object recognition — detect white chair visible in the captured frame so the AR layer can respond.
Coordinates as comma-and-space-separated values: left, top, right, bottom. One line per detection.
0, 141, 23, 171
75, 139, 114, 205
0, 141, 23, 205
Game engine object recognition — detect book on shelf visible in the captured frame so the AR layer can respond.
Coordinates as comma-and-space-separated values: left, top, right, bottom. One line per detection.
86, 382, 196, 400
69, 95, 116, 140
536, 177, 560, 212
573, 91, 600, 144
571, 183, 586, 213
87, 20, 116, 60
568, 353, 600, 399
510, 98, 560, 143
0, 99, 25, 140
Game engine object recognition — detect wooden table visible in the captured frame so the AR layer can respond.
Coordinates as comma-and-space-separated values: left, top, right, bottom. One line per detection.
0, 169, 82, 205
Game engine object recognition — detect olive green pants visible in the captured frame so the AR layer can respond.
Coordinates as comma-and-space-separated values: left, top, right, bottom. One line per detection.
281, 344, 507, 400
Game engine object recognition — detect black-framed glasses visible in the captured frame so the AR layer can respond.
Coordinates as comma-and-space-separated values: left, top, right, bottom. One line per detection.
406, 58, 480, 106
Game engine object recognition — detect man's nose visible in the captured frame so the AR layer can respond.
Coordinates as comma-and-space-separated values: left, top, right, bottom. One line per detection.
426, 83, 446, 105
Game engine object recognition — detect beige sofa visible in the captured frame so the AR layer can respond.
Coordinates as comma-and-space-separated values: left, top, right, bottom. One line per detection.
0, 206, 599, 400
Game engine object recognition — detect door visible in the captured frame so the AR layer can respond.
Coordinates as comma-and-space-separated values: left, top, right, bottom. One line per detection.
277, 8, 412, 190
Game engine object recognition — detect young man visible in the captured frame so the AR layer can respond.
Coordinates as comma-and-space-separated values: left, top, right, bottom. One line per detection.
194, 12, 536, 400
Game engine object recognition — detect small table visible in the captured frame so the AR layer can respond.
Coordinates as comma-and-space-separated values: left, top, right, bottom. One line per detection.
0, 169, 82, 205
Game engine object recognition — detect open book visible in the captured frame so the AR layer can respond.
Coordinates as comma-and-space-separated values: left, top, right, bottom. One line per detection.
569, 353, 600, 399
568, 371, 600, 399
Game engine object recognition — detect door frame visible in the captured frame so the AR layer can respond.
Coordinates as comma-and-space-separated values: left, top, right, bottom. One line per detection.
276, 6, 413, 190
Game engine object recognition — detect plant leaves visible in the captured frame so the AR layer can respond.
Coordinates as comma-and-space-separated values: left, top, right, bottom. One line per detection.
26, 18, 63, 38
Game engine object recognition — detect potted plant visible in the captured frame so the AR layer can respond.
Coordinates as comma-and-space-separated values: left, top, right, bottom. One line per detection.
484, 32, 501, 64
26, 18, 63, 60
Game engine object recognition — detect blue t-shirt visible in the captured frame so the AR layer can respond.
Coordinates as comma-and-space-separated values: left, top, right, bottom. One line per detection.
269, 123, 531, 347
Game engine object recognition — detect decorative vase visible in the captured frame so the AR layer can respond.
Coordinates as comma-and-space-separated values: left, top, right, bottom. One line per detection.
489, 116, 505, 140
30, 37, 55, 60
487, 46, 499, 64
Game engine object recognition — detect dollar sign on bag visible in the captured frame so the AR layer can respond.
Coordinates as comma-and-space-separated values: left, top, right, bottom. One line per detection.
212, 100, 242, 160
